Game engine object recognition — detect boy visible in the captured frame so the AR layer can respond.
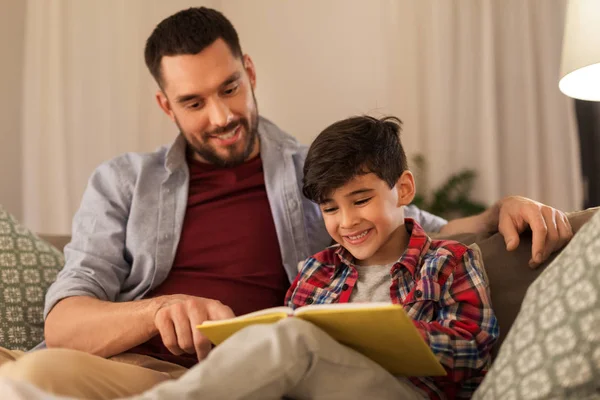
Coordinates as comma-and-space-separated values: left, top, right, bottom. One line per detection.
287, 115, 499, 399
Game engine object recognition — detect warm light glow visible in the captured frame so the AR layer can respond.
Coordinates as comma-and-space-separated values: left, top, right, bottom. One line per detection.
559, 63, 600, 101
559, 0, 600, 101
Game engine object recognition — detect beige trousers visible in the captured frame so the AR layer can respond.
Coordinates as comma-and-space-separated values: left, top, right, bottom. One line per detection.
0, 319, 426, 400
0, 347, 187, 399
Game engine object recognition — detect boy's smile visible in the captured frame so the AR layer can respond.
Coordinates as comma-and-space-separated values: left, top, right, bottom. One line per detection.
342, 228, 373, 245
319, 172, 414, 266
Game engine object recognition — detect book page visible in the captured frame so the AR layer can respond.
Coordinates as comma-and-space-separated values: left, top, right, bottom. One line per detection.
201, 306, 292, 326
294, 301, 395, 316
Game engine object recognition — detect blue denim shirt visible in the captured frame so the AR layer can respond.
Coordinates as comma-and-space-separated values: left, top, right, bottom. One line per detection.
43, 116, 447, 319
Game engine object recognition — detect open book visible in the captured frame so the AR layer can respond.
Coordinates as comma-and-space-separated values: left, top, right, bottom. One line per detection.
197, 302, 446, 376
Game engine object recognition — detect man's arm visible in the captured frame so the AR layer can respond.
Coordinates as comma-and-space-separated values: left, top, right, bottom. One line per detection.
439, 195, 573, 267
45, 294, 234, 360
43, 158, 234, 360
45, 296, 160, 358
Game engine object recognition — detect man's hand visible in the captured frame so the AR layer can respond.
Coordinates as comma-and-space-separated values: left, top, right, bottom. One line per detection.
497, 196, 573, 268
153, 295, 234, 361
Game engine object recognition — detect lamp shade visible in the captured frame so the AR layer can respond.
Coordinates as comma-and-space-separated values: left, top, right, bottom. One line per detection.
559, 0, 600, 101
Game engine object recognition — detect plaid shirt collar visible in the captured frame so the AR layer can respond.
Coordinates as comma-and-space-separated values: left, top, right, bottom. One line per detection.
334, 218, 431, 276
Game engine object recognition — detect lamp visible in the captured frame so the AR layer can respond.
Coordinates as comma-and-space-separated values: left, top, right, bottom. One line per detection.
559, 0, 600, 100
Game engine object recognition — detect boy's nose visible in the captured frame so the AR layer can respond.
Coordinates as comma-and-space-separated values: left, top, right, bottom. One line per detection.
340, 209, 359, 229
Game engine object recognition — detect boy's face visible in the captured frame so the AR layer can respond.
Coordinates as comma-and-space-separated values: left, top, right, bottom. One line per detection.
156, 38, 259, 167
319, 172, 415, 266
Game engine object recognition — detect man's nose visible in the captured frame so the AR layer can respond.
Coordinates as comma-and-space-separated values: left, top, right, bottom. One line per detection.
207, 98, 233, 128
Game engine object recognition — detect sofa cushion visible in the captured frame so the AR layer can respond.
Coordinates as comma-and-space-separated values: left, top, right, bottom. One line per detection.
472, 207, 600, 399
0, 206, 64, 350
433, 207, 598, 356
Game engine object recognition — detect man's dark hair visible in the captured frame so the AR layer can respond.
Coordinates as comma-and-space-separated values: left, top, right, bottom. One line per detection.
144, 7, 243, 86
303, 116, 408, 204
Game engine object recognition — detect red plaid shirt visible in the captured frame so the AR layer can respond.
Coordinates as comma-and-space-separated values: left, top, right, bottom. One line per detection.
285, 219, 498, 399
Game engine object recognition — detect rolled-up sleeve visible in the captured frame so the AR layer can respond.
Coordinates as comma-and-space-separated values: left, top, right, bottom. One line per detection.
412, 248, 498, 384
43, 158, 134, 319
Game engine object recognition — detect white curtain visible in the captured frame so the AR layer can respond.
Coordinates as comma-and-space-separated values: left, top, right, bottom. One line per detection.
383, 0, 582, 213
21, 0, 582, 234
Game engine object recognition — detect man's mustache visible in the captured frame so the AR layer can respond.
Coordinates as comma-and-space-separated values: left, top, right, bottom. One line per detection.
207, 119, 246, 136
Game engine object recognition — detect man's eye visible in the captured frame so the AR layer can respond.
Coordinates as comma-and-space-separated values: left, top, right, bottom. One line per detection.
187, 102, 202, 109
355, 197, 372, 206
223, 85, 239, 95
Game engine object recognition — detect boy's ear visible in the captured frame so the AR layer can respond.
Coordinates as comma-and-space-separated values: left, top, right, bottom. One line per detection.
395, 171, 416, 207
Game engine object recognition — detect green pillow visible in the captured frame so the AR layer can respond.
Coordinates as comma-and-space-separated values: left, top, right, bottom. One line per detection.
473, 210, 600, 399
0, 205, 64, 350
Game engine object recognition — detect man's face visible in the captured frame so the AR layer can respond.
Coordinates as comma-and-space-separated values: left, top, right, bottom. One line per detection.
156, 39, 259, 167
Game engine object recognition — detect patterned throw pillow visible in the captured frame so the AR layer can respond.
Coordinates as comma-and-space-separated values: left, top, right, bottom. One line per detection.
473, 210, 600, 399
0, 205, 64, 350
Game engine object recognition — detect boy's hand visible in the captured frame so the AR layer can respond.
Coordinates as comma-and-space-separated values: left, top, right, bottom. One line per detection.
497, 196, 573, 268
153, 295, 234, 361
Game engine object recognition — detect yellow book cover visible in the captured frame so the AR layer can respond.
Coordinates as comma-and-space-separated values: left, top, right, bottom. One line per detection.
197, 302, 446, 377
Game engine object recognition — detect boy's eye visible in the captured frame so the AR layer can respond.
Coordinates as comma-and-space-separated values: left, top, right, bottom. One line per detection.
354, 197, 373, 206
321, 206, 338, 213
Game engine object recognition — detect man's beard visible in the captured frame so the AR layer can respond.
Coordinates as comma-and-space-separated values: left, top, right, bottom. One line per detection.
177, 95, 259, 168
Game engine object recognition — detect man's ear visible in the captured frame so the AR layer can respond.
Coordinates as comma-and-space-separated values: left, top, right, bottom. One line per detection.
156, 90, 176, 123
396, 171, 416, 206
243, 54, 257, 90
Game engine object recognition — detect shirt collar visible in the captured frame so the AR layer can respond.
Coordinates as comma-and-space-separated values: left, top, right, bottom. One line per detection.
334, 218, 431, 276
164, 134, 188, 174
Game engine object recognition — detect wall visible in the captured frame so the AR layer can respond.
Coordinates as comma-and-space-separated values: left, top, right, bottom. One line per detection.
0, 0, 26, 219
222, 0, 410, 146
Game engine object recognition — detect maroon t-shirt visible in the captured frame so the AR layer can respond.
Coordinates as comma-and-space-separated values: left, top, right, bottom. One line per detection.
129, 155, 288, 367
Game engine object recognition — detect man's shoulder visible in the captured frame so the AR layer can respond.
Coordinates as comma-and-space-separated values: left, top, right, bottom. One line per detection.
258, 116, 307, 154
92, 145, 170, 182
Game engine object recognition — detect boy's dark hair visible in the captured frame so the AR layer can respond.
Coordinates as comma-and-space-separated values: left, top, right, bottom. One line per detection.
303, 116, 408, 203
144, 7, 243, 87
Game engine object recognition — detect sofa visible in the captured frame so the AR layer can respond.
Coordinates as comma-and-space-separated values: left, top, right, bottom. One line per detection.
0, 205, 598, 397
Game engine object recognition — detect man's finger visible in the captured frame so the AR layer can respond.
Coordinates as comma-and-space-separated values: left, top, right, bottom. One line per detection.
187, 301, 212, 361
557, 213, 573, 246
193, 330, 212, 361
171, 306, 195, 355
156, 316, 183, 356
527, 209, 548, 267
205, 300, 235, 321
540, 207, 559, 262
498, 213, 521, 251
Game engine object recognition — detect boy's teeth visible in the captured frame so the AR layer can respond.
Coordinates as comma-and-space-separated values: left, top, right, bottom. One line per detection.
349, 230, 368, 240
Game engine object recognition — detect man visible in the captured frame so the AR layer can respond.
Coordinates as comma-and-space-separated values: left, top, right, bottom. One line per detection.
0, 7, 572, 399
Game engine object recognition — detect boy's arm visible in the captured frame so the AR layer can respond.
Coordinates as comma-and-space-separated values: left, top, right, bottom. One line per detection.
411, 248, 498, 383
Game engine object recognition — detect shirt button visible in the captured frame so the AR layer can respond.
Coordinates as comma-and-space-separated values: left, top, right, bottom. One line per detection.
306, 298, 314, 304
415, 289, 423, 298
342, 284, 349, 291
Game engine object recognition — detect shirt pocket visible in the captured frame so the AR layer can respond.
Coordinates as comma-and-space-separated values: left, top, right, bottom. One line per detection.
402, 278, 441, 322
290, 283, 340, 308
